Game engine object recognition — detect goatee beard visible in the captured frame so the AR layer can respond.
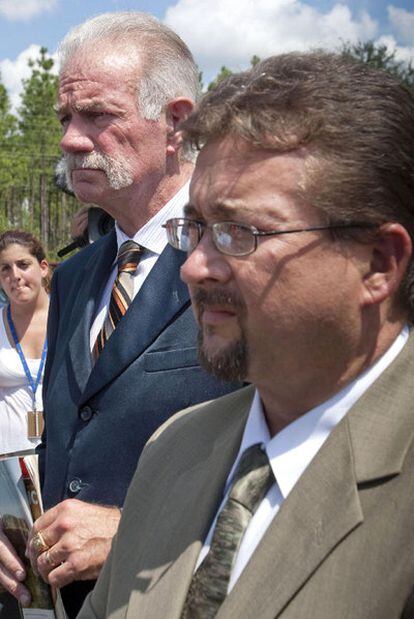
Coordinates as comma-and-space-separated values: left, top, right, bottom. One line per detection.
197, 329, 248, 382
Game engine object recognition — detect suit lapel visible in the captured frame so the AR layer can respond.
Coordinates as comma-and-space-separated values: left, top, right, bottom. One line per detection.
125, 387, 255, 619
219, 419, 363, 618
67, 231, 117, 395
220, 331, 414, 618
80, 245, 190, 405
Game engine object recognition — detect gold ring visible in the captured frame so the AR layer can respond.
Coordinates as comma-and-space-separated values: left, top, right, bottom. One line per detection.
32, 531, 49, 554
44, 549, 55, 567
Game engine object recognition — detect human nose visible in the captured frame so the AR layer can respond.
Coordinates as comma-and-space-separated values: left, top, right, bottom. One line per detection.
180, 230, 232, 287
10, 265, 22, 280
60, 118, 94, 154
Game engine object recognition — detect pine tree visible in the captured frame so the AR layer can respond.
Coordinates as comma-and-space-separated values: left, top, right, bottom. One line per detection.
207, 56, 261, 91
341, 41, 414, 93
0, 74, 19, 230
17, 46, 78, 251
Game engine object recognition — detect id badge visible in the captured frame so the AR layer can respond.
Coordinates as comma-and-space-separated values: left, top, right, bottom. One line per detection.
27, 410, 44, 439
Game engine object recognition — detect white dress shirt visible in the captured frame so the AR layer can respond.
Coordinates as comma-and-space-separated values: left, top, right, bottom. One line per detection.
197, 326, 409, 592
89, 183, 189, 350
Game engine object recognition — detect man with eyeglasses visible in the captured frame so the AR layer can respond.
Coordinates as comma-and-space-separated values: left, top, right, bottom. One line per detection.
78, 52, 414, 618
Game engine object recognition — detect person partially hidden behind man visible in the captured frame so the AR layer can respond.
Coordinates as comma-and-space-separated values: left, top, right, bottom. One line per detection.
77, 51, 414, 618
0, 11, 241, 619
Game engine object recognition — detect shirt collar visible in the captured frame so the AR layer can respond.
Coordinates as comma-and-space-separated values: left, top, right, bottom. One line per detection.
230, 325, 409, 499
115, 181, 189, 256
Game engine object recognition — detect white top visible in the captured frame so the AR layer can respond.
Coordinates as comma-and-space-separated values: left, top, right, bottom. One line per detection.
197, 326, 410, 591
0, 310, 43, 455
90, 183, 189, 349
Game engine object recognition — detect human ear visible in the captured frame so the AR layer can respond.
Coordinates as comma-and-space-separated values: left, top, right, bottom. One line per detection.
165, 98, 194, 155
360, 223, 412, 307
39, 259, 50, 279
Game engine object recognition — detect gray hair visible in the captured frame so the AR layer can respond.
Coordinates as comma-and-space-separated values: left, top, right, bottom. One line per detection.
58, 12, 200, 121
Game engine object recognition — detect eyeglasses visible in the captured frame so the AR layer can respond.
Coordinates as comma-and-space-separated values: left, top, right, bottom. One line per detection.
163, 218, 375, 257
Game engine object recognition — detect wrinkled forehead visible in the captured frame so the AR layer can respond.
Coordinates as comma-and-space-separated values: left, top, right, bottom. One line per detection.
189, 137, 310, 216
57, 48, 142, 114
58, 44, 143, 99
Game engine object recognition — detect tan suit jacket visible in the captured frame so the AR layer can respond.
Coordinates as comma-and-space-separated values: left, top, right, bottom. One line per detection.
78, 334, 414, 618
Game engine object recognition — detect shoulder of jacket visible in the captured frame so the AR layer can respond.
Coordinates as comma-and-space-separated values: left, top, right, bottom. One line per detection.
54, 232, 113, 276
148, 384, 253, 446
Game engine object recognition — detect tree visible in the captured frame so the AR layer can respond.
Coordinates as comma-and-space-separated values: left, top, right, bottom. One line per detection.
18, 47, 60, 240
207, 56, 261, 91
0, 74, 20, 230
17, 47, 79, 252
341, 40, 414, 93
207, 65, 233, 91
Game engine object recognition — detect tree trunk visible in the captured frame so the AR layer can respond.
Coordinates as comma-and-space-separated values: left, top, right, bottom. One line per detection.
40, 174, 48, 248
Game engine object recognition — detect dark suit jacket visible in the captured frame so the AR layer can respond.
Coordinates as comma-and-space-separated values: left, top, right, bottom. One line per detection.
79, 333, 414, 619
38, 230, 240, 616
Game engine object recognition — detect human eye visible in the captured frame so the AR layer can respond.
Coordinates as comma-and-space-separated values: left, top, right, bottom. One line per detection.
58, 113, 70, 128
214, 222, 253, 255
17, 260, 30, 270
88, 110, 115, 124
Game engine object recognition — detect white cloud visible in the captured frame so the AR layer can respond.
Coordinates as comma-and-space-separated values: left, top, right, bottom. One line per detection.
165, 0, 378, 81
0, 45, 58, 113
0, 0, 57, 21
376, 33, 414, 67
388, 5, 414, 46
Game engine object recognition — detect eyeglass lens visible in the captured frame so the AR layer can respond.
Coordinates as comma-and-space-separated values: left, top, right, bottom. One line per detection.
166, 220, 254, 256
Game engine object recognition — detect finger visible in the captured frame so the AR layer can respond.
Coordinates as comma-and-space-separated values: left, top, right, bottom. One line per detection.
0, 558, 31, 606
27, 509, 61, 564
0, 526, 26, 581
29, 506, 60, 539
27, 529, 53, 572
36, 547, 60, 582
43, 559, 76, 589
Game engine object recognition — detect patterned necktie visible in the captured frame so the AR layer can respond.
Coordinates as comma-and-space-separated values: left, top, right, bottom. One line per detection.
181, 443, 275, 619
93, 240, 143, 357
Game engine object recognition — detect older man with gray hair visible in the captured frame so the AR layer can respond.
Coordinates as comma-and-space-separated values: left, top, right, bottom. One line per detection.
0, 12, 240, 618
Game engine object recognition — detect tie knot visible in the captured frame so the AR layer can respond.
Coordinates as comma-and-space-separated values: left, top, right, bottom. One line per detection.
117, 241, 143, 274
229, 443, 274, 512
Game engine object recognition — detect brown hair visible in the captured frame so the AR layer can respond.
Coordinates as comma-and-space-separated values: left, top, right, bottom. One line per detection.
0, 230, 51, 293
182, 51, 414, 315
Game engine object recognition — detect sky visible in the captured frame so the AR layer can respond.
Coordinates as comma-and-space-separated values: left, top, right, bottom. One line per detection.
0, 0, 413, 111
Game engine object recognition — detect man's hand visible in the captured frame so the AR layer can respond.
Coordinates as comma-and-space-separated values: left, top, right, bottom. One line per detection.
70, 206, 89, 241
26, 500, 121, 589
0, 518, 31, 606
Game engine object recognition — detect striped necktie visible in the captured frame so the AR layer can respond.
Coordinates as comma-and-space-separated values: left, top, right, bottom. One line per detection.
181, 443, 275, 619
94, 240, 143, 357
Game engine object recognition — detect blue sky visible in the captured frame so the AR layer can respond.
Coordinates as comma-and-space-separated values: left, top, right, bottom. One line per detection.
0, 0, 413, 110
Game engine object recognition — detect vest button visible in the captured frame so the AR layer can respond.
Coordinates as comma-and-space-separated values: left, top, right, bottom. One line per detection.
68, 478, 83, 494
79, 406, 93, 421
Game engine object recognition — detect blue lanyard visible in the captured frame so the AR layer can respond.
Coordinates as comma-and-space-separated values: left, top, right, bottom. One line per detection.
6, 304, 48, 411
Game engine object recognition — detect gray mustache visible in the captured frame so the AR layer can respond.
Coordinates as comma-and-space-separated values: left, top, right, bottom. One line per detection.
64, 153, 109, 171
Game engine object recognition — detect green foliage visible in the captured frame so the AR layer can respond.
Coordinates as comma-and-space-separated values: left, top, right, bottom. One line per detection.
0, 47, 80, 258
207, 65, 233, 91
18, 46, 61, 178
0, 77, 18, 190
341, 40, 414, 93
207, 56, 262, 91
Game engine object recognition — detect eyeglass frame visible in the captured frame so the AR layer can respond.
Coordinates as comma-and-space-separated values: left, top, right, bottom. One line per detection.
162, 217, 377, 257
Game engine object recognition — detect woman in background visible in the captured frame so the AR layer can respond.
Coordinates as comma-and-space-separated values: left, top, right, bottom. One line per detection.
0, 230, 50, 455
